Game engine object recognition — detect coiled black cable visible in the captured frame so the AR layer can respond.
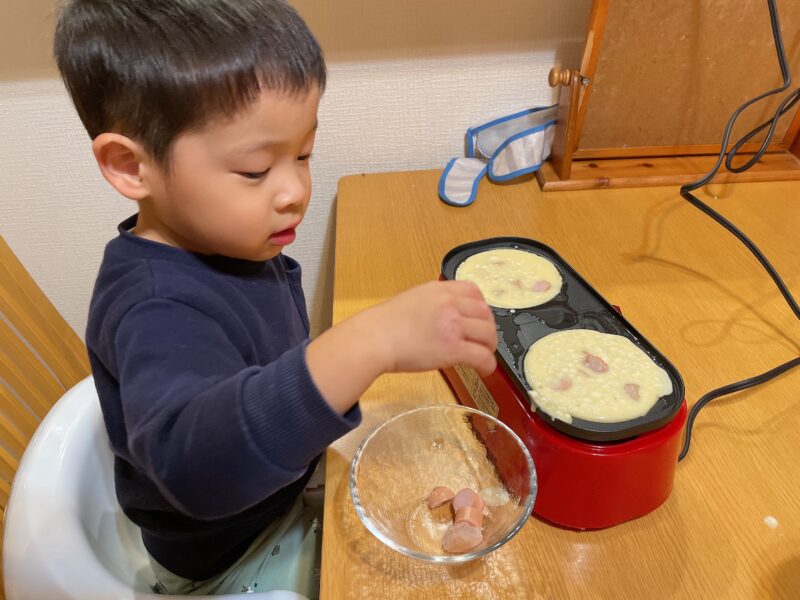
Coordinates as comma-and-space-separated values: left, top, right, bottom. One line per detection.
677, 0, 800, 461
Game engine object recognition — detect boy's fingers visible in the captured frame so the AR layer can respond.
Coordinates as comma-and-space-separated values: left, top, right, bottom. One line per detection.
457, 296, 492, 320
457, 341, 497, 377
461, 317, 497, 349
444, 279, 486, 301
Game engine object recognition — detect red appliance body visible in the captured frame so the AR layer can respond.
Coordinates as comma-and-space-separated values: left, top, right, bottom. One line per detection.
442, 363, 686, 530
439, 237, 687, 530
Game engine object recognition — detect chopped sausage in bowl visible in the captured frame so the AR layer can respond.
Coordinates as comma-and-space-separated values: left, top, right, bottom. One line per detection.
349, 404, 536, 563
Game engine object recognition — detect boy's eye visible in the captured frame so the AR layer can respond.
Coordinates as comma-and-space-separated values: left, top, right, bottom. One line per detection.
298, 153, 312, 161
237, 169, 270, 180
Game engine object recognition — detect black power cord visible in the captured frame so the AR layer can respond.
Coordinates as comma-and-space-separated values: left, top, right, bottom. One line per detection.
678, 0, 800, 461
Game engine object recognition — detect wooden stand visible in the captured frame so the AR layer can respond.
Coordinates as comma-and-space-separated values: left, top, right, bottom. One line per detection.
538, 0, 800, 191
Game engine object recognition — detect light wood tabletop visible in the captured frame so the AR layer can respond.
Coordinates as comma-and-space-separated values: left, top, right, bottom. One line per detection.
320, 169, 800, 599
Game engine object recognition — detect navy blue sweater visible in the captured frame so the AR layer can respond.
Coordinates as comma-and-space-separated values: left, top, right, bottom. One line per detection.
86, 216, 361, 580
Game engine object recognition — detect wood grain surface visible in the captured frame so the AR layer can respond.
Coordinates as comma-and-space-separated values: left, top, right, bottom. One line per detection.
320, 170, 800, 599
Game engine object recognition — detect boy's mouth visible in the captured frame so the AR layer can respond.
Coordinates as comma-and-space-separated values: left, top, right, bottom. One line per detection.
269, 228, 297, 245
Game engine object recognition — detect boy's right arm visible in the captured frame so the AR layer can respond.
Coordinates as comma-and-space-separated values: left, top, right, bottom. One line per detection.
109, 279, 494, 520
306, 280, 497, 415
112, 298, 359, 521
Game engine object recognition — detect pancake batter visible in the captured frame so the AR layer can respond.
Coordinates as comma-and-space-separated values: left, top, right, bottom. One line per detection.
455, 248, 562, 308
524, 329, 673, 424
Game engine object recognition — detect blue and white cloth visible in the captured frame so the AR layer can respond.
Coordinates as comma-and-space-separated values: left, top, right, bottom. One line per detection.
439, 106, 557, 207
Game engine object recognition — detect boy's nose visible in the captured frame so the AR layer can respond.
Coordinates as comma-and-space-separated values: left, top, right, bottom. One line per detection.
274, 167, 308, 210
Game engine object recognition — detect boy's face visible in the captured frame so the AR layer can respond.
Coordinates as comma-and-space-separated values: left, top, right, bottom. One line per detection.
138, 86, 320, 261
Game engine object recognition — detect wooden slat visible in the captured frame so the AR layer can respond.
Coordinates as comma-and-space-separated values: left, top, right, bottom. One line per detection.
0, 483, 8, 515
0, 506, 5, 600
0, 236, 90, 389
781, 94, 800, 151
791, 121, 800, 158
0, 285, 89, 389
0, 413, 27, 457
0, 450, 16, 491
536, 150, 800, 191
0, 446, 18, 478
0, 385, 39, 441
548, 69, 582, 180
0, 234, 91, 536
0, 320, 64, 419
571, 0, 609, 163
0, 458, 15, 499
574, 142, 788, 160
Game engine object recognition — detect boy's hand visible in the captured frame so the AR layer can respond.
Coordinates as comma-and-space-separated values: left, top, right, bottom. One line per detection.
369, 280, 497, 376
306, 280, 497, 415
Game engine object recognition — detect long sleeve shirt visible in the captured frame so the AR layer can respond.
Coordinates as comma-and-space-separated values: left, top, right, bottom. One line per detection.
86, 215, 360, 580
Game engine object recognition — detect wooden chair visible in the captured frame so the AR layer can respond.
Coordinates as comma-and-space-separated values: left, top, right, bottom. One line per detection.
0, 235, 90, 598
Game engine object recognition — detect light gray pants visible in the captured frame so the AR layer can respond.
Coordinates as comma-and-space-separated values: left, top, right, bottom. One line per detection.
150, 496, 322, 598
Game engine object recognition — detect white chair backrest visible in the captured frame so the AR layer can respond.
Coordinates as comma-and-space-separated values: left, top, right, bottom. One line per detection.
3, 378, 306, 600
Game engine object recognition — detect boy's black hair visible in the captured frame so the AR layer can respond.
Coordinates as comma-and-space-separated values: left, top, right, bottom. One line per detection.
54, 0, 326, 167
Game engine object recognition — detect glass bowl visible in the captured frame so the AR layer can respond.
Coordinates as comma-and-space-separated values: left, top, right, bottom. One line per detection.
350, 404, 537, 563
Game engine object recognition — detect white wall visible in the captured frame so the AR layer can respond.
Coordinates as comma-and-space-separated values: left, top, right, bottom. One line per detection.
1, 0, 590, 337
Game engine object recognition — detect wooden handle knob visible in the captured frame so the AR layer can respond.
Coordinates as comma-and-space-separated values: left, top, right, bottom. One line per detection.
549, 67, 573, 87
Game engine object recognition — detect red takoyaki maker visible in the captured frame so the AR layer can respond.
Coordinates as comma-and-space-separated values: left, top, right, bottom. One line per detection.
440, 238, 687, 530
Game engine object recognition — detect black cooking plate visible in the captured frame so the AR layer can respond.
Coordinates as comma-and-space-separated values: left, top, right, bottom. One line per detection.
441, 237, 685, 442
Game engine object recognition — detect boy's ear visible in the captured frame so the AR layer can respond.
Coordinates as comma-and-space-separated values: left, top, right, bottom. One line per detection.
91, 133, 153, 201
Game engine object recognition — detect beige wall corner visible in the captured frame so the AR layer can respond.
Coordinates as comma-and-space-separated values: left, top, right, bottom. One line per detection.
0, 0, 59, 81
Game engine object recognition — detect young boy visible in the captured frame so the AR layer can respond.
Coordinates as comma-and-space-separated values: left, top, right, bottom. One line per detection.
53, 0, 497, 596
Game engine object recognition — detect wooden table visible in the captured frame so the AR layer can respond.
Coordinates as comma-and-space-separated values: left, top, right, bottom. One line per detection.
320, 170, 800, 599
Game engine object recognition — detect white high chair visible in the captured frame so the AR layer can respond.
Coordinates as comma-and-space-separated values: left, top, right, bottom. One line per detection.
1, 237, 306, 599
3, 378, 306, 599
